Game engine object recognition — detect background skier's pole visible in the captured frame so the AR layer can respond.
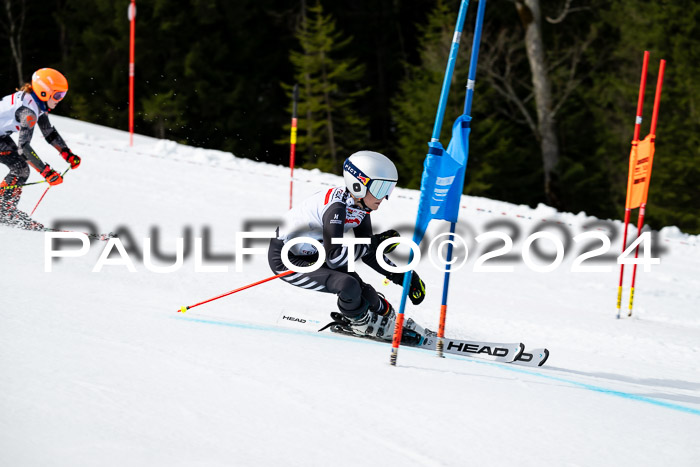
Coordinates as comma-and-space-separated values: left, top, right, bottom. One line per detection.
616, 50, 649, 319
178, 270, 294, 313
289, 84, 299, 210
628, 58, 665, 317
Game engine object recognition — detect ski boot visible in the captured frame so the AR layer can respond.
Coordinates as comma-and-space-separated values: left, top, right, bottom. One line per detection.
319, 294, 396, 341
400, 317, 437, 346
0, 185, 43, 230
0, 201, 44, 230
350, 293, 396, 340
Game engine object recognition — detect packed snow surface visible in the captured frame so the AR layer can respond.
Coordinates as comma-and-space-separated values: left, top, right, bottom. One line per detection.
1, 116, 699, 466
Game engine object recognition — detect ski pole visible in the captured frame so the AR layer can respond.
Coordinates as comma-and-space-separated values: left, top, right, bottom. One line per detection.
30, 187, 51, 216
178, 270, 295, 313
1, 179, 48, 191
29, 167, 70, 216
2, 167, 72, 192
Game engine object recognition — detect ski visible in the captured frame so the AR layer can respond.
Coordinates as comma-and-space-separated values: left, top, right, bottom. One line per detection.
40, 226, 117, 241
321, 313, 546, 365
2, 223, 116, 241
402, 317, 525, 363
404, 316, 548, 366
328, 323, 549, 366
327, 323, 524, 363
414, 333, 525, 363
515, 348, 550, 367
1, 215, 115, 241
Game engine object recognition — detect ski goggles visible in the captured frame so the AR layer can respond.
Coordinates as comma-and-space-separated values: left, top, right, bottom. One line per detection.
52, 90, 67, 101
367, 179, 397, 199
344, 159, 397, 199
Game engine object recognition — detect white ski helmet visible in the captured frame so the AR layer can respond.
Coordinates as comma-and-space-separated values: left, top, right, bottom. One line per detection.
343, 151, 398, 200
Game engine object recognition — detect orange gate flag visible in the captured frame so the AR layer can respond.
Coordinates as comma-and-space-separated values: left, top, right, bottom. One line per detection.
625, 133, 656, 210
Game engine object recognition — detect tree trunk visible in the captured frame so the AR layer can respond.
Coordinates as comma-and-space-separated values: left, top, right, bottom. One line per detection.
3, 0, 26, 86
300, 0, 315, 160
56, 0, 68, 65
515, 0, 561, 207
320, 50, 337, 164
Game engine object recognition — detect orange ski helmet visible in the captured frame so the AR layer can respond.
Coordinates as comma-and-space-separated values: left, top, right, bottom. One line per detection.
31, 68, 68, 102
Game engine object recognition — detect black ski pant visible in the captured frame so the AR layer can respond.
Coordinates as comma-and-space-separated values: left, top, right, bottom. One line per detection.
0, 137, 28, 206
268, 237, 381, 319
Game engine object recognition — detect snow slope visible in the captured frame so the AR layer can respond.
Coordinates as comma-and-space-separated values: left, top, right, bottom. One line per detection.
1, 115, 699, 466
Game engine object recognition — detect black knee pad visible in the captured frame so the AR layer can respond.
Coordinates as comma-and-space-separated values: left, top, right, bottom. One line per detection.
334, 275, 366, 318
330, 274, 362, 299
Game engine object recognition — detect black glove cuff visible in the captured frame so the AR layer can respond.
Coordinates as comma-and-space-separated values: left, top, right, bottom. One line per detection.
387, 272, 405, 285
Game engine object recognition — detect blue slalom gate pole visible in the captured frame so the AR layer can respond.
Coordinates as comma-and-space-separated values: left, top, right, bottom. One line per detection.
429, 0, 471, 143
463, 0, 487, 117
436, 0, 487, 357
391, 0, 472, 367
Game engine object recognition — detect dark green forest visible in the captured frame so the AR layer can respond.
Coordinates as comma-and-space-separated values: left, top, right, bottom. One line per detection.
2, 0, 698, 232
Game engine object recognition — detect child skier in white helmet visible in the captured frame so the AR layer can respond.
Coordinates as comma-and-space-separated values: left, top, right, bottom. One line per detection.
268, 151, 426, 340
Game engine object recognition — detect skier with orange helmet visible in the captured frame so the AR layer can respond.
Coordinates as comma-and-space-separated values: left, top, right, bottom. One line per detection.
0, 68, 80, 228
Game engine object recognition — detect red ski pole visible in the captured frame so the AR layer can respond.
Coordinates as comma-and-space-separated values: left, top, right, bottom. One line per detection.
178, 270, 295, 313
30, 186, 50, 216
30, 168, 70, 216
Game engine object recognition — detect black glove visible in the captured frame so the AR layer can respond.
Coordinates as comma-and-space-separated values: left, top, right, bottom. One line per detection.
370, 229, 400, 254
385, 271, 426, 305
408, 272, 426, 305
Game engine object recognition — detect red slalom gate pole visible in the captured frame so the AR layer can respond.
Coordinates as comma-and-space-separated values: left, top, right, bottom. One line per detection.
617, 50, 649, 319
178, 270, 294, 313
289, 84, 299, 209
627, 58, 665, 318
128, 0, 136, 146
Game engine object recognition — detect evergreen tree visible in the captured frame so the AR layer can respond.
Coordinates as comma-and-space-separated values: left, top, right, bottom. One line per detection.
53, 0, 295, 159
392, 0, 468, 189
281, 1, 369, 173
55, 0, 130, 129
588, 0, 700, 233
322, 0, 437, 156
141, 90, 186, 139
4, 0, 700, 233
392, 0, 538, 205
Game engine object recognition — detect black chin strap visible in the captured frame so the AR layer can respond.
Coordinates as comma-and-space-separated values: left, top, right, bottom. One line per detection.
359, 198, 372, 212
